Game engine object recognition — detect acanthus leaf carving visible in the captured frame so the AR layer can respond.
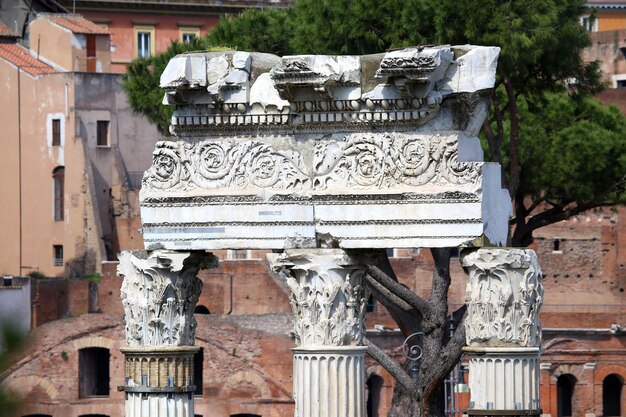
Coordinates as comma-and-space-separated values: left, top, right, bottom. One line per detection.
118, 250, 218, 347
461, 248, 543, 348
142, 134, 481, 196
269, 250, 373, 348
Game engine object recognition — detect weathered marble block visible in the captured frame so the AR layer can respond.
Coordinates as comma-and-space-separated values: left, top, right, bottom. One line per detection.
141, 47, 511, 250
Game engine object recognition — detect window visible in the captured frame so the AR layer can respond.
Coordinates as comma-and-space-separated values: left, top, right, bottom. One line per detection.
366, 294, 375, 313
603, 374, 623, 416
617, 79, 626, 89
86, 34, 96, 72
557, 374, 576, 417
53, 167, 64, 221
179, 26, 200, 43
227, 250, 251, 260
366, 374, 384, 417
79, 347, 110, 397
52, 119, 61, 146
553, 239, 563, 253
194, 348, 203, 396
97, 120, 109, 147
194, 305, 210, 314
53, 245, 63, 267
134, 26, 155, 58
580, 15, 598, 32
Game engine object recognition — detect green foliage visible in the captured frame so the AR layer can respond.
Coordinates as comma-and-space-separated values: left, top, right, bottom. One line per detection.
207, 7, 295, 55
123, 38, 210, 134
27, 270, 45, 279
0, 324, 23, 416
520, 93, 626, 205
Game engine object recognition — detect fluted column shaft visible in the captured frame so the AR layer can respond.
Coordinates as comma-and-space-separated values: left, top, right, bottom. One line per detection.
461, 248, 544, 416
269, 249, 373, 417
118, 250, 218, 417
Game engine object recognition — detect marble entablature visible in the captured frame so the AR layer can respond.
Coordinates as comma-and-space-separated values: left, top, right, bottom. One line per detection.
141, 46, 511, 250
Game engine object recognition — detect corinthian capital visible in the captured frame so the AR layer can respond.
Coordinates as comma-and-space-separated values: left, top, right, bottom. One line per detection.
461, 248, 543, 347
118, 250, 218, 347
268, 249, 374, 348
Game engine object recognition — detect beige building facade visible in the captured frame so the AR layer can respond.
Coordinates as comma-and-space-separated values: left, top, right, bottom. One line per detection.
0, 14, 158, 278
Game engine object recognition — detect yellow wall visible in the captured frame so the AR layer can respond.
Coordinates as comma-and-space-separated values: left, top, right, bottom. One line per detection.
29, 19, 74, 71
0, 66, 99, 277
598, 13, 626, 31
0, 60, 22, 275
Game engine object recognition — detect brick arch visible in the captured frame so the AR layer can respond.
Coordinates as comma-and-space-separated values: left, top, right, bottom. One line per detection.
3, 376, 59, 400
594, 364, 626, 384
551, 364, 581, 384
73, 336, 115, 351
221, 370, 272, 399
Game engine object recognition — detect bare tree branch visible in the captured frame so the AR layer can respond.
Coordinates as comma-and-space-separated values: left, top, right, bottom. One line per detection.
367, 265, 432, 318
363, 337, 418, 399
364, 274, 413, 312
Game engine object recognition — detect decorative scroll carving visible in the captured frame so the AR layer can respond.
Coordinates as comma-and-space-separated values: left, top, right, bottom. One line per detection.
461, 248, 544, 347
142, 134, 480, 194
142, 140, 310, 192
268, 250, 373, 347
313, 133, 480, 190
118, 250, 218, 347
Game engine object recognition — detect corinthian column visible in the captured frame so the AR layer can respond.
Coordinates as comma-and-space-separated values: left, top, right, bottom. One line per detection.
461, 248, 544, 416
117, 250, 218, 417
268, 249, 373, 417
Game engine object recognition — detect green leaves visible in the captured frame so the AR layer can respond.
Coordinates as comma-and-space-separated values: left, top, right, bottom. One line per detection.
123, 38, 210, 134
520, 93, 626, 205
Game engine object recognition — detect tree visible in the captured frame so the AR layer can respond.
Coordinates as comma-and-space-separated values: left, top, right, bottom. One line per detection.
123, 38, 211, 134
121, 1, 626, 416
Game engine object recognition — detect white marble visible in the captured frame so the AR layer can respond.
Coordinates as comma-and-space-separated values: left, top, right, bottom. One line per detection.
464, 347, 541, 412
118, 250, 218, 346
146, 47, 511, 249
461, 248, 544, 348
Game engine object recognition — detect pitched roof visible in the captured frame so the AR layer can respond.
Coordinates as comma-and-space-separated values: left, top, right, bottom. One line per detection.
0, 44, 57, 76
44, 14, 110, 35
0, 21, 19, 38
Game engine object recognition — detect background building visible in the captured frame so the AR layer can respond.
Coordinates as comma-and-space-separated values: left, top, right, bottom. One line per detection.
0, 14, 159, 278
55, 0, 293, 73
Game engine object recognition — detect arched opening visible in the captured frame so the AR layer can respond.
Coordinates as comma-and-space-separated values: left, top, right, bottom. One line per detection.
78, 347, 110, 397
367, 374, 384, 417
194, 305, 210, 314
603, 374, 623, 416
194, 347, 204, 396
52, 167, 64, 221
557, 374, 576, 417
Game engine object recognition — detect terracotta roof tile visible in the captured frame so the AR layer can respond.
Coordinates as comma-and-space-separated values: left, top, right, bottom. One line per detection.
0, 44, 56, 76
0, 21, 19, 37
46, 14, 110, 35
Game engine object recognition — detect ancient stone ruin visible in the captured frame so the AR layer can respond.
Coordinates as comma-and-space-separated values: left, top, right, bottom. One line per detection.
117, 46, 543, 417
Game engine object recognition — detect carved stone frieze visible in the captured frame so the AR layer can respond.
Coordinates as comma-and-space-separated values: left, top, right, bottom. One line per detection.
461, 248, 544, 347
268, 250, 373, 347
141, 46, 512, 250
141, 133, 480, 196
118, 250, 218, 347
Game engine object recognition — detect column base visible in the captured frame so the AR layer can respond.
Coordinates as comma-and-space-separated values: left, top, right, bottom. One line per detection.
463, 347, 541, 413
293, 346, 367, 417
